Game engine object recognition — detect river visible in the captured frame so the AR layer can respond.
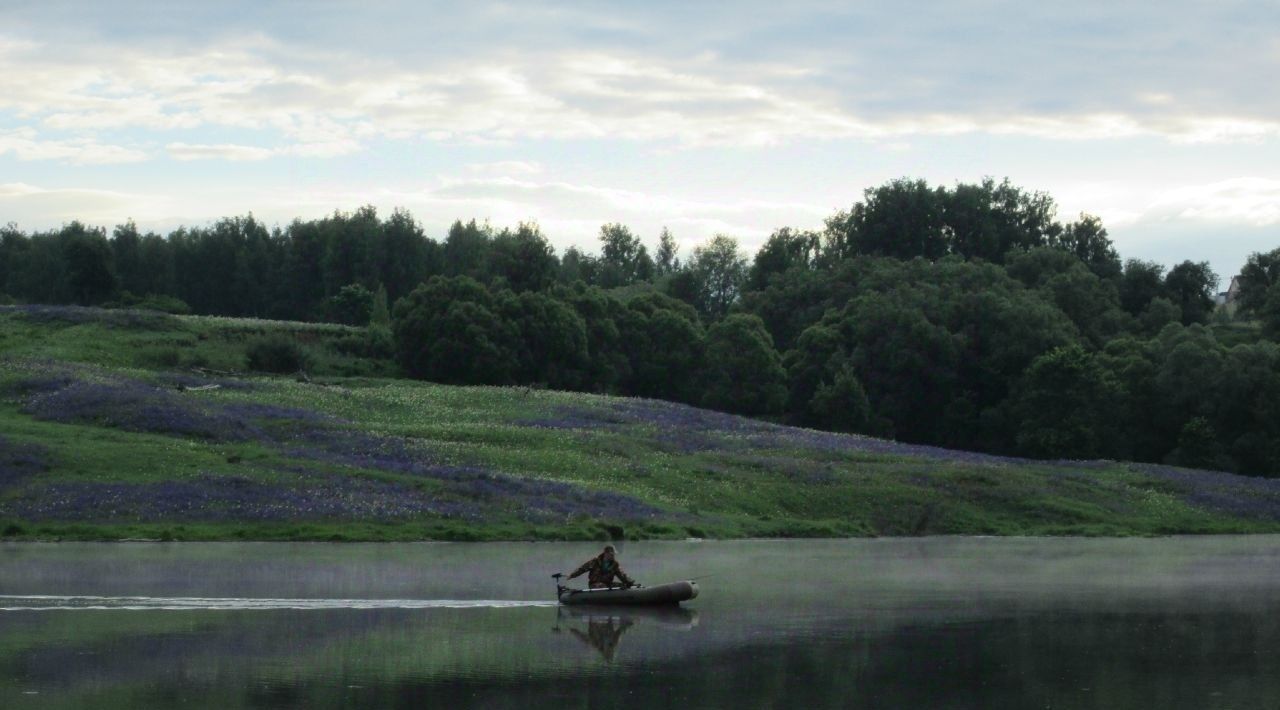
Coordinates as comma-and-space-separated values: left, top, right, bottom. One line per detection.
2, 537, 1279, 708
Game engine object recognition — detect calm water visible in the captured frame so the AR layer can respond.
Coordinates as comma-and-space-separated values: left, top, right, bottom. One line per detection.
2, 538, 1280, 708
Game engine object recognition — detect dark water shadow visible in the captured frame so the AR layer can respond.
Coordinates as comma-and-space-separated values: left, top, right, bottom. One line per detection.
554, 605, 699, 662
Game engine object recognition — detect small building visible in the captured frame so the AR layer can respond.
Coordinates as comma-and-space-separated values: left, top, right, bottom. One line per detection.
1216, 275, 1242, 306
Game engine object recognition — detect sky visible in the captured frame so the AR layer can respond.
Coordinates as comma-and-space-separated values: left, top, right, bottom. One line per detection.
1, 0, 1278, 282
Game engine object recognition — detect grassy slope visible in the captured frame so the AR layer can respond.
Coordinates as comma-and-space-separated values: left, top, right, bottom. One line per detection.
2, 304, 1279, 541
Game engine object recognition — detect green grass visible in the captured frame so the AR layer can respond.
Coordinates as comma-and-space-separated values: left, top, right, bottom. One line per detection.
2, 305, 1279, 541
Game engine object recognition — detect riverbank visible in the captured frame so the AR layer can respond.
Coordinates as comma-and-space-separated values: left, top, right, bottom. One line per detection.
4, 305, 1280, 541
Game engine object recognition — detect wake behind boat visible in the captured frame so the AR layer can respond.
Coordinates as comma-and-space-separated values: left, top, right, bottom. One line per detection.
555, 579, 698, 606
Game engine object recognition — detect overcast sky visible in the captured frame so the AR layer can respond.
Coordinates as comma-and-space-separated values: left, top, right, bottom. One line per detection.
2, 0, 1277, 281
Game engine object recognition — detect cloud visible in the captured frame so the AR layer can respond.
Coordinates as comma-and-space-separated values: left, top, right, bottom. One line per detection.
0, 127, 146, 164
166, 142, 275, 161
465, 161, 544, 177
0, 182, 158, 226
1146, 179, 1280, 227
3, 1, 1279, 162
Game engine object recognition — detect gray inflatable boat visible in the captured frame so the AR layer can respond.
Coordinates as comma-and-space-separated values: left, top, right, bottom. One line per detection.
556, 580, 698, 606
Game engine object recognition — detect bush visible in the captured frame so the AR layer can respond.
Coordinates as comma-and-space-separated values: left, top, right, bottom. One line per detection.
334, 326, 394, 359
245, 335, 312, 373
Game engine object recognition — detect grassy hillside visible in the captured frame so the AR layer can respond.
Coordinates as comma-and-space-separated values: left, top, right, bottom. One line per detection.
3, 303, 1280, 541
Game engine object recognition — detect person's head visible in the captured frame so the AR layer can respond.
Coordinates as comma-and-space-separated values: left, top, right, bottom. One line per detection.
602, 544, 616, 559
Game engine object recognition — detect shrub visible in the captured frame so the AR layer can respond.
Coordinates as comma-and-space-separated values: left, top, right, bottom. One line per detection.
245, 335, 312, 373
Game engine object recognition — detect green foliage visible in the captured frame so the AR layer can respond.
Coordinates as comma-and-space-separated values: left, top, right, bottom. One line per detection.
392, 276, 516, 385
806, 362, 872, 433
701, 314, 788, 416
654, 227, 680, 275
597, 223, 654, 288
1262, 286, 1280, 340
488, 222, 557, 292
1013, 345, 1122, 459
62, 223, 118, 305
1120, 259, 1167, 316
618, 292, 707, 402
501, 290, 589, 389
748, 228, 821, 291
324, 283, 375, 326
1236, 247, 1280, 314
1141, 297, 1181, 335
687, 234, 748, 321
4, 177, 1280, 475
827, 178, 947, 260
245, 335, 313, 373
1166, 417, 1230, 470
1164, 260, 1218, 325
370, 284, 391, 328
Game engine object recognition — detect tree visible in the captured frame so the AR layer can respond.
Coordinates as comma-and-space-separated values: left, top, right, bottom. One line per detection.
379, 208, 431, 303
843, 293, 961, 442
701, 314, 788, 416
324, 283, 375, 326
826, 178, 948, 260
1164, 260, 1218, 325
62, 222, 117, 305
687, 234, 748, 321
392, 276, 517, 384
617, 293, 706, 402
1140, 297, 1180, 335
1262, 286, 1280, 340
1005, 247, 1122, 343
488, 222, 557, 292
1235, 247, 1280, 314
807, 362, 873, 434
747, 228, 820, 292
443, 219, 492, 280
1119, 259, 1167, 316
597, 223, 653, 288
1012, 345, 1123, 459
945, 178, 1060, 262
655, 227, 680, 276
557, 284, 630, 392
500, 290, 589, 389
111, 221, 146, 297
1051, 213, 1121, 279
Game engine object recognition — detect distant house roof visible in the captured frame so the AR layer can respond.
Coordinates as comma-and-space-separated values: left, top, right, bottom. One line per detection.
1219, 275, 1242, 304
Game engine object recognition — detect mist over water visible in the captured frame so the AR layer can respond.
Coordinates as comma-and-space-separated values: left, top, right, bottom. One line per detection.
2, 538, 1279, 708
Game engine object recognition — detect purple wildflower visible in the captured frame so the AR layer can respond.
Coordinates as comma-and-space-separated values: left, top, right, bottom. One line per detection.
1129, 463, 1280, 521
0, 436, 50, 488
0, 471, 479, 523
21, 380, 263, 442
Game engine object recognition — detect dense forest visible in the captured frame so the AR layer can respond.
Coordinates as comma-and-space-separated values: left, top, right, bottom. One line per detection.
4, 177, 1280, 476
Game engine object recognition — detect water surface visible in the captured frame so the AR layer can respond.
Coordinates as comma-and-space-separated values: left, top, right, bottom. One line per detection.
2, 537, 1279, 708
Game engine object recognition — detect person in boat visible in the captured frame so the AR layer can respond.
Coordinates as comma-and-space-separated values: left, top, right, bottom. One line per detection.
566, 545, 637, 589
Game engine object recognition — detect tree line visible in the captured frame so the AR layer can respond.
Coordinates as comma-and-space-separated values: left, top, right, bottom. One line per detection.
4, 177, 1280, 476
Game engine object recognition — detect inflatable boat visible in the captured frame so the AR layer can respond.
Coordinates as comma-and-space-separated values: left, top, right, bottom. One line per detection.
556, 579, 698, 606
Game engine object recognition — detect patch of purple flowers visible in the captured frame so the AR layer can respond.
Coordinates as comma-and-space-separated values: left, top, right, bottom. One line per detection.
0, 436, 50, 488
527, 398, 1033, 464
0, 304, 175, 329
8, 368, 678, 525
1129, 463, 1280, 521
0, 471, 477, 523
21, 380, 263, 442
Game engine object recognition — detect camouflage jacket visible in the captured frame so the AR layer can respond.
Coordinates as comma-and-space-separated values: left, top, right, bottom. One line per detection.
569, 554, 634, 588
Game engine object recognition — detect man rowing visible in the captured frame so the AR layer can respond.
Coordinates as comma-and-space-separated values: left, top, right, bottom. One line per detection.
566, 545, 637, 589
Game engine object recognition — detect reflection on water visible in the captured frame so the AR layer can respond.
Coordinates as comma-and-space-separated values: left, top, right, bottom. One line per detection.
556, 606, 698, 662
1, 538, 1280, 708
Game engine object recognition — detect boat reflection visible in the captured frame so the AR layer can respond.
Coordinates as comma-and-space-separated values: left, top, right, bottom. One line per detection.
554, 606, 700, 662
